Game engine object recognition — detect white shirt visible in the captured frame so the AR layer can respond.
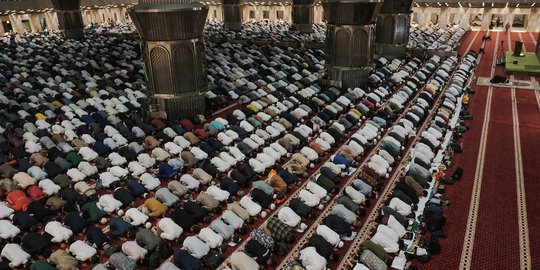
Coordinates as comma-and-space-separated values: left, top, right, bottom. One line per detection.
152, 148, 171, 161
122, 241, 148, 261
140, 173, 160, 190
217, 132, 233, 145
125, 208, 149, 226
69, 240, 97, 261
225, 130, 239, 140
219, 152, 236, 167
377, 224, 399, 243
345, 186, 366, 205
99, 172, 119, 188
371, 232, 399, 253
316, 225, 340, 246
299, 189, 320, 207
0, 220, 20, 239
299, 247, 327, 270
387, 215, 406, 237
389, 197, 412, 216
78, 161, 98, 176
128, 161, 146, 177
67, 168, 86, 183
109, 152, 127, 166
229, 146, 246, 162
158, 218, 183, 240
79, 147, 98, 161
137, 153, 156, 168
180, 174, 200, 190
191, 147, 208, 160
278, 207, 301, 227
44, 221, 73, 243
0, 204, 14, 219
164, 142, 183, 155
221, 211, 244, 229
173, 136, 191, 149
270, 142, 287, 156
301, 147, 319, 161
1, 244, 30, 267
306, 181, 327, 199
249, 158, 267, 173
211, 157, 230, 172
239, 196, 262, 216
97, 194, 123, 213
198, 227, 224, 249
206, 186, 230, 202
109, 166, 129, 178
183, 236, 210, 259
39, 178, 60, 195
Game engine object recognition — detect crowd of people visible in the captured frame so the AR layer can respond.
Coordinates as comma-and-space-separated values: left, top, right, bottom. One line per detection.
0, 18, 477, 270
205, 20, 326, 43
408, 24, 468, 51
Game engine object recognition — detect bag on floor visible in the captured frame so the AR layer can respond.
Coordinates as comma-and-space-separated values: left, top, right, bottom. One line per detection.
452, 167, 463, 181
423, 204, 443, 220
205, 252, 225, 268
427, 215, 446, 232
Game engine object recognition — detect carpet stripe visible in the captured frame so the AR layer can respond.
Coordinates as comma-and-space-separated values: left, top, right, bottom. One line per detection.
513, 32, 532, 270
511, 88, 531, 270
459, 31, 499, 270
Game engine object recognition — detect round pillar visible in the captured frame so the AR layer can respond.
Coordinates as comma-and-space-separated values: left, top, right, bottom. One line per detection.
129, 0, 209, 119
292, 0, 315, 33
323, 0, 383, 88
223, 0, 243, 31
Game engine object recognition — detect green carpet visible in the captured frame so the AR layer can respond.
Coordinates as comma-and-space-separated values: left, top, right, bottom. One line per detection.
505, 52, 540, 76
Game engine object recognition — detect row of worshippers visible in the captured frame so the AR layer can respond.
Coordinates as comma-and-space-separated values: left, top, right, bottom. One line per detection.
205, 20, 327, 43
351, 52, 478, 270
279, 54, 446, 270
0, 29, 382, 269
223, 52, 447, 269
408, 24, 467, 51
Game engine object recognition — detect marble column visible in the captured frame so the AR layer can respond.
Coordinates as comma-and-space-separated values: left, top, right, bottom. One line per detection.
375, 0, 413, 59
51, 0, 84, 39
129, 0, 209, 119
292, 0, 315, 33
324, 0, 383, 88
223, 0, 243, 31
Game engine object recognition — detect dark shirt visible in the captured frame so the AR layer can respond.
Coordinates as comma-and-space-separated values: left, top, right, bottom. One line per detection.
184, 201, 209, 222
87, 226, 110, 248
170, 209, 196, 231
64, 211, 89, 233
22, 232, 51, 256
114, 188, 135, 206
109, 217, 132, 238
306, 235, 333, 257
324, 214, 351, 236
173, 249, 201, 270
12, 211, 37, 232
289, 198, 311, 218
245, 239, 270, 264
251, 188, 272, 209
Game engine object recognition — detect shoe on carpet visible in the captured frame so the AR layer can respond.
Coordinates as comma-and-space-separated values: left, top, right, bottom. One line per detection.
440, 177, 455, 185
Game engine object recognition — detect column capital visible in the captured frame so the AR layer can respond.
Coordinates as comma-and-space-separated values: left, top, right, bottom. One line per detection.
323, 0, 383, 25
129, 2, 208, 41
128, 0, 208, 118
379, 0, 413, 14
223, 0, 243, 5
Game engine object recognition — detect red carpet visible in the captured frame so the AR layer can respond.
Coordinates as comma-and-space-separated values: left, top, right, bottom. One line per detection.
471, 86, 519, 269
515, 89, 540, 270
423, 30, 540, 270
513, 31, 540, 270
